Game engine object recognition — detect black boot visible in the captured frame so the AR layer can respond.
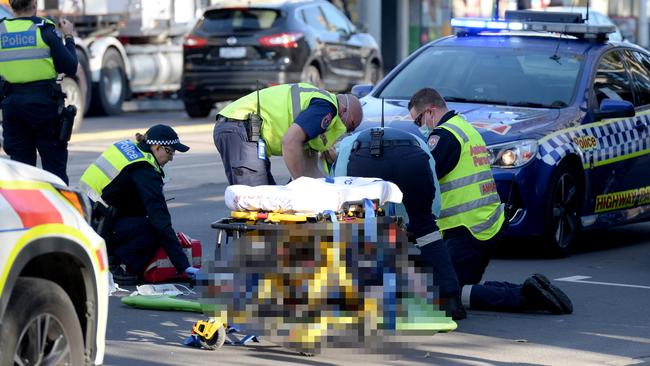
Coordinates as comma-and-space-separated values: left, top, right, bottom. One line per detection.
531, 274, 573, 314
441, 295, 467, 321
520, 277, 563, 314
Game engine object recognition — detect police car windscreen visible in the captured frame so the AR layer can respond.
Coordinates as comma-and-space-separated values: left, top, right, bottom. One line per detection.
378, 46, 582, 108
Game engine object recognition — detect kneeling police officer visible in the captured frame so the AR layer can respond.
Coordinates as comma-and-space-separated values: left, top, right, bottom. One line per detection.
80, 125, 199, 284
333, 126, 466, 320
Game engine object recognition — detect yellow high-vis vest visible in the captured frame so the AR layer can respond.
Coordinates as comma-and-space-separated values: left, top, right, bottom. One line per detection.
436, 115, 505, 241
219, 83, 346, 156
80, 140, 160, 203
0, 18, 57, 83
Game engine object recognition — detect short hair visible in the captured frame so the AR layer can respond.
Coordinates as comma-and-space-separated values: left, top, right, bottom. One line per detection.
408, 88, 447, 113
10, 0, 35, 13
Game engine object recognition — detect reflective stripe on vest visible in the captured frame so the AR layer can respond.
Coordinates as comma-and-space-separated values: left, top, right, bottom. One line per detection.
0, 18, 57, 83
436, 115, 504, 241
79, 140, 159, 203
218, 83, 346, 155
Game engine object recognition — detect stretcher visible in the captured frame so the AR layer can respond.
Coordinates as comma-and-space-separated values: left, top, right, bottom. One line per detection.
195, 179, 456, 354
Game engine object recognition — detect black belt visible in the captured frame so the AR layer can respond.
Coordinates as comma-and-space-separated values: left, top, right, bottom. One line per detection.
6, 81, 60, 95
216, 115, 246, 124
353, 139, 420, 150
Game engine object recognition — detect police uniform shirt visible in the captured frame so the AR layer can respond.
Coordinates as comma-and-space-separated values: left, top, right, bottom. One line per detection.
293, 98, 337, 139
428, 110, 462, 179
101, 142, 190, 272
7, 16, 78, 76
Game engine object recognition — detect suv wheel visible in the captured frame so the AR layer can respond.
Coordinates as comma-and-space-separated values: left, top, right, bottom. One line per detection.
184, 100, 213, 118
301, 65, 322, 88
0, 278, 84, 366
543, 162, 581, 257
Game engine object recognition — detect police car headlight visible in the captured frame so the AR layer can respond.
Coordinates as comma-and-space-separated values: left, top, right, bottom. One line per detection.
487, 140, 537, 168
56, 186, 93, 223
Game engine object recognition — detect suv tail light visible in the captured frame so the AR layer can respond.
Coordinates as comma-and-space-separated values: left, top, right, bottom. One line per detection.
258, 32, 303, 48
184, 35, 208, 49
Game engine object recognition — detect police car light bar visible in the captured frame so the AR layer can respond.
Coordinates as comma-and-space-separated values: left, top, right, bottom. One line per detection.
450, 16, 616, 39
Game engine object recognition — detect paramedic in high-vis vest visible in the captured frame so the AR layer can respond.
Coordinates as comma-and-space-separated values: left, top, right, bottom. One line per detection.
409, 88, 573, 315
0, 0, 77, 184
79, 124, 199, 285
213, 83, 363, 186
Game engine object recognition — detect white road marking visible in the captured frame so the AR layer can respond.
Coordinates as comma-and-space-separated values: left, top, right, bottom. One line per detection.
555, 275, 650, 289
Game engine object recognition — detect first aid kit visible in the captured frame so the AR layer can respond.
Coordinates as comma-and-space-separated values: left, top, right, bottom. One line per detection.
143, 232, 202, 283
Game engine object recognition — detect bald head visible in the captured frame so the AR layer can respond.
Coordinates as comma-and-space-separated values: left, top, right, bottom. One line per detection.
336, 94, 363, 132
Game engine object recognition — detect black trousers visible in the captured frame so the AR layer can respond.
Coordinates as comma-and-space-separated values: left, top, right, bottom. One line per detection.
1, 89, 68, 184
347, 145, 460, 298
108, 217, 162, 275
444, 226, 521, 311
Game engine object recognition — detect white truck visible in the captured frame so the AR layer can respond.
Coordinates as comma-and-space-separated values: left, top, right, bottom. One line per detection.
39, 0, 207, 121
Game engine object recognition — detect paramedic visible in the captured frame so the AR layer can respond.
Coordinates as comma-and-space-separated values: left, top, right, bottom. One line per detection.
409, 87, 572, 314
333, 127, 466, 320
79, 124, 199, 284
0, 0, 78, 184
214, 82, 362, 186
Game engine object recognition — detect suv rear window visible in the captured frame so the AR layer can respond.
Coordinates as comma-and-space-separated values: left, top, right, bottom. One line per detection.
198, 9, 281, 34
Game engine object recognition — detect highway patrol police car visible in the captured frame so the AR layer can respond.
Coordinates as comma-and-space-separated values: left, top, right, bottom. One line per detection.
0, 158, 108, 365
352, 10, 650, 256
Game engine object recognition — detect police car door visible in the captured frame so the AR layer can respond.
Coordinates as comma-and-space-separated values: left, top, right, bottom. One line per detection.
585, 50, 645, 215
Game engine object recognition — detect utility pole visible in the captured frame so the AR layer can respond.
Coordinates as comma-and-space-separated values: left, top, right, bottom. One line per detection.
641, 0, 649, 48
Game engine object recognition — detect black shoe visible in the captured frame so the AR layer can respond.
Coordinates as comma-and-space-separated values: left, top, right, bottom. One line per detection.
111, 264, 139, 286
441, 296, 467, 321
532, 273, 573, 314
521, 277, 563, 314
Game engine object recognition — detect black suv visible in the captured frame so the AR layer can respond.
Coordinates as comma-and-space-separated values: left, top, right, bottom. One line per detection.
181, 0, 382, 118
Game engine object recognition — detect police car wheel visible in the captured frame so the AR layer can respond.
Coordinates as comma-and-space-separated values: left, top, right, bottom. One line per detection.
0, 278, 85, 366
543, 162, 581, 257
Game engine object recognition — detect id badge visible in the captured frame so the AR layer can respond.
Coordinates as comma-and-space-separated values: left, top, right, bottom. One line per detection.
257, 139, 266, 160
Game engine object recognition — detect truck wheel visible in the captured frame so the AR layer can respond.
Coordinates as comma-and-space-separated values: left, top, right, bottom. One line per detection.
76, 49, 92, 116
184, 100, 213, 118
90, 48, 126, 116
60, 76, 84, 132
543, 162, 582, 257
0, 278, 85, 366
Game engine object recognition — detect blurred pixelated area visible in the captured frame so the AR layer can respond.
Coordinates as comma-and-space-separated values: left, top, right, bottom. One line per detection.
198, 216, 456, 354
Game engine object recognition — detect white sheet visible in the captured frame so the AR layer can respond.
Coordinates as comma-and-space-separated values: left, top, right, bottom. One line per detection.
225, 176, 403, 214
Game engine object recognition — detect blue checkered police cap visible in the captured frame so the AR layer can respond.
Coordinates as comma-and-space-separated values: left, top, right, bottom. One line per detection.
145, 124, 190, 152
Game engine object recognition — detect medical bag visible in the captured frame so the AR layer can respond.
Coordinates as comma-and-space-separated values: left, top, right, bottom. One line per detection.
143, 232, 202, 283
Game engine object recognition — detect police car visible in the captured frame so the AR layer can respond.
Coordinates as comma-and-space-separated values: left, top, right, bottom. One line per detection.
352, 10, 650, 256
0, 158, 108, 365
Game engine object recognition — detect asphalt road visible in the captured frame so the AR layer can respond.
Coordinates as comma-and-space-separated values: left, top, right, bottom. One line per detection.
17, 108, 650, 366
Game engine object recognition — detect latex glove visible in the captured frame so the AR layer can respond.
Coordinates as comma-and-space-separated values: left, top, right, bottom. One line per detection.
185, 266, 200, 279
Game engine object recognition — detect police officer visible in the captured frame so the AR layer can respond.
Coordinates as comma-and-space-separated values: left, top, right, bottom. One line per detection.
214, 82, 362, 186
0, 0, 78, 184
79, 124, 200, 284
409, 88, 573, 314
333, 127, 466, 320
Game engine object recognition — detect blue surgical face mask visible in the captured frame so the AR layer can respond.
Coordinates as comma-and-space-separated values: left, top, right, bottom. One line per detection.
419, 124, 432, 137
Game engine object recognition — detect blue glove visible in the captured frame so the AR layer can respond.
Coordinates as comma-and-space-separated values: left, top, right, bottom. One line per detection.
185, 266, 200, 279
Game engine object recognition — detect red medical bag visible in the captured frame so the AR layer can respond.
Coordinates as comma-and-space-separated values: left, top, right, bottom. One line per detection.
142, 232, 202, 283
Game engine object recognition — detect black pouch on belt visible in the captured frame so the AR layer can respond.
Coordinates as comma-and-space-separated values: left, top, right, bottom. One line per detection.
246, 112, 262, 142
58, 104, 77, 142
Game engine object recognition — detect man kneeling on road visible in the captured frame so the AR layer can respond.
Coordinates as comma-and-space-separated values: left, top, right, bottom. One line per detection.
409, 87, 573, 315
79, 124, 200, 285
